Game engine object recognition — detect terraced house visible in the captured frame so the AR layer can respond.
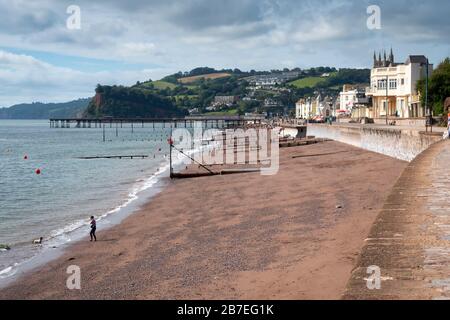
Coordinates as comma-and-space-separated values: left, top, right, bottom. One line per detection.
366, 50, 433, 118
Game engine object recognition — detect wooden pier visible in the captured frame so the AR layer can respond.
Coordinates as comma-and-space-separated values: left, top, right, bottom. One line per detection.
49, 116, 265, 130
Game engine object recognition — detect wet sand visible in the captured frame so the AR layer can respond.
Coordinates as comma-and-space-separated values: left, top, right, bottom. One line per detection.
0, 141, 407, 300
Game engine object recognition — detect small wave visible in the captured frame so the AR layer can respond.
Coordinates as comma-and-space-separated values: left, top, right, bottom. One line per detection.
0, 141, 207, 281
0, 263, 18, 279
0, 267, 12, 276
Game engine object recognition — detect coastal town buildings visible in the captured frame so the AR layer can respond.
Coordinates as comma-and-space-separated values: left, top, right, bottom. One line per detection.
209, 95, 240, 110
339, 85, 370, 118
246, 71, 301, 89
296, 94, 334, 119
214, 95, 239, 105
295, 98, 311, 119
366, 50, 433, 118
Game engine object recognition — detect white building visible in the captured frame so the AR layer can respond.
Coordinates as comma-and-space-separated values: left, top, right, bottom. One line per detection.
296, 94, 333, 119
339, 85, 370, 117
296, 98, 312, 119
366, 50, 433, 118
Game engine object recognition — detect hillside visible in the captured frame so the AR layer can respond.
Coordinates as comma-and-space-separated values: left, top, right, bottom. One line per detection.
288, 70, 369, 90
83, 85, 187, 118
178, 72, 231, 84
0, 99, 89, 119
0, 67, 371, 120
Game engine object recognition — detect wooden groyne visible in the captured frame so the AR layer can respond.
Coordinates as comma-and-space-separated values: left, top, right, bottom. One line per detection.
171, 168, 261, 179
77, 155, 149, 160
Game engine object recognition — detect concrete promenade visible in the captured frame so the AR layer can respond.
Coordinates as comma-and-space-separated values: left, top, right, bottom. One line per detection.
344, 140, 450, 299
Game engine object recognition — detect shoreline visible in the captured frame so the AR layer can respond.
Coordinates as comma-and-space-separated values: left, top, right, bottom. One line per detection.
0, 161, 172, 289
0, 141, 407, 299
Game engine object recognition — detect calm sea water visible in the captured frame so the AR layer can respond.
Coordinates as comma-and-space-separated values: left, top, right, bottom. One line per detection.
0, 119, 180, 280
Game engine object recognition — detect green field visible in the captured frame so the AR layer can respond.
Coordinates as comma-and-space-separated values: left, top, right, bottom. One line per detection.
174, 95, 198, 101
152, 80, 178, 90
288, 76, 326, 88
204, 109, 239, 116
288, 72, 338, 89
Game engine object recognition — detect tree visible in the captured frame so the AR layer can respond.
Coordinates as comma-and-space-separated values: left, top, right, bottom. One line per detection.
418, 58, 450, 115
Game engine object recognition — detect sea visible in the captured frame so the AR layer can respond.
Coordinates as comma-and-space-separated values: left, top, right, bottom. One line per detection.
0, 119, 204, 285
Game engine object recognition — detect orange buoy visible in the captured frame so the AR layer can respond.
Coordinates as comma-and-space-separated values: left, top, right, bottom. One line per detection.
35, 169, 41, 175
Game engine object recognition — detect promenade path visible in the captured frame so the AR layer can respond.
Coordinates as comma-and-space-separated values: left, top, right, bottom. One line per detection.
344, 140, 450, 299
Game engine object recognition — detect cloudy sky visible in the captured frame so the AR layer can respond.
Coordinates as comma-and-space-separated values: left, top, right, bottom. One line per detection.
0, 0, 449, 106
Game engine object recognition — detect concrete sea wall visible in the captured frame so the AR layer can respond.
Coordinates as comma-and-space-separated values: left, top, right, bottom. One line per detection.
308, 124, 442, 162
344, 140, 450, 300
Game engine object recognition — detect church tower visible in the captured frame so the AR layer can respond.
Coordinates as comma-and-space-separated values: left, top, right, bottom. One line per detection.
389, 48, 394, 65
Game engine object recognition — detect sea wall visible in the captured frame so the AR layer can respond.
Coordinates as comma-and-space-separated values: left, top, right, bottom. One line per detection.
338, 118, 428, 127
307, 124, 442, 162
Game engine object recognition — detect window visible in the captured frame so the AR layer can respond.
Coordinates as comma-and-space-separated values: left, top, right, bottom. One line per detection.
401, 78, 405, 85
377, 79, 387, 90
389, 79, 397, 90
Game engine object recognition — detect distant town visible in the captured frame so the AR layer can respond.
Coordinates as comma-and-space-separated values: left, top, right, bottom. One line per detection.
0, 50, 445, 128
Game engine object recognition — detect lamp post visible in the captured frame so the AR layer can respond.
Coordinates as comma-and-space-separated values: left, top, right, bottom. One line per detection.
385, 75, 389, 125
426, 58, 432, 133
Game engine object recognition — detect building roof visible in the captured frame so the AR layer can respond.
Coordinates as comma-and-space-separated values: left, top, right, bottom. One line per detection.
405, 55, 428, 65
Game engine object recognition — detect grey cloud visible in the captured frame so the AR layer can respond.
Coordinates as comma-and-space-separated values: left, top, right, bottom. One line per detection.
0, 0, 449, 106
0, 1, 60, 34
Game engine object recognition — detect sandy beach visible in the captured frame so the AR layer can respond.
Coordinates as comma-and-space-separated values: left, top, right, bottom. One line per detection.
0, 141, 407, 300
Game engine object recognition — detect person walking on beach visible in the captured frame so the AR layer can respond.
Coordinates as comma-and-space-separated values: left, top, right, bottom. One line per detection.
90, 216, 97, 242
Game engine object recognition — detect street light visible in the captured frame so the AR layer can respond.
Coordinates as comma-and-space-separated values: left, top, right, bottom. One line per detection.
385, 75, 389, 125
425, 58, 432, 133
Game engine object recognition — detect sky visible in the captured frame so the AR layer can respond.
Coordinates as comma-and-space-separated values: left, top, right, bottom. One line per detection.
0, 0, 449, 107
